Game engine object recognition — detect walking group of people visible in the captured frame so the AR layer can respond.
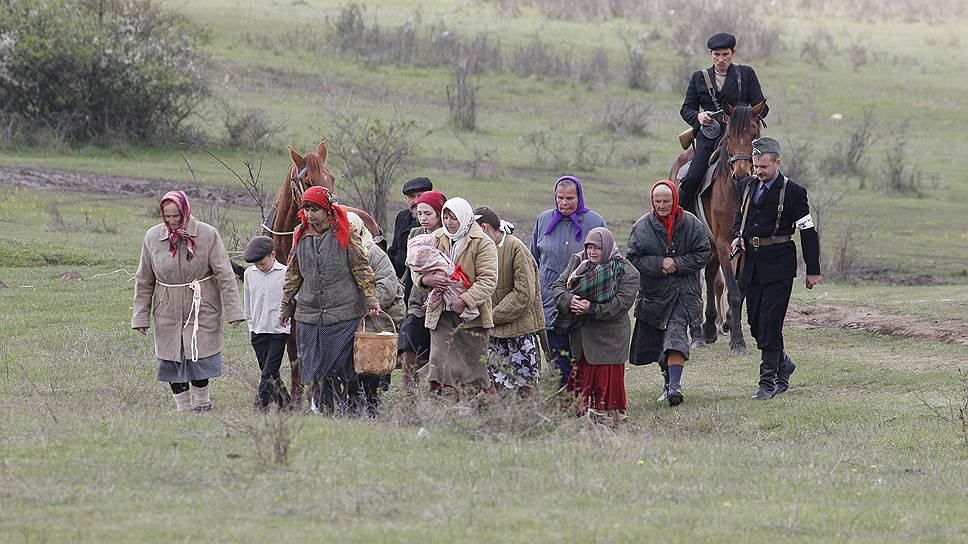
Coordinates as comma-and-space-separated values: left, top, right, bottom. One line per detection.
130, 32, 822, 421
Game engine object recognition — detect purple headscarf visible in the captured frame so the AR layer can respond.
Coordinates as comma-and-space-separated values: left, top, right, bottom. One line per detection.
543, 175, 590, 241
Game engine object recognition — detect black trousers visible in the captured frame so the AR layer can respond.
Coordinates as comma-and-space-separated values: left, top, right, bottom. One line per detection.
251, 332, 289, 408
680, 131, 718, 203
547, 330, 572, 388
745, 271, 793, 387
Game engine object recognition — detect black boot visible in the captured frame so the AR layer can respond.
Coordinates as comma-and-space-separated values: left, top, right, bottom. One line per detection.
752, 351, 780, 401
678, 188, 696, 213
774, 353, 796, 395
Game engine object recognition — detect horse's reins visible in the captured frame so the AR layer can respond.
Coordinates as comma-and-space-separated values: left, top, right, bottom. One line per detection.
261, 164, 312, 237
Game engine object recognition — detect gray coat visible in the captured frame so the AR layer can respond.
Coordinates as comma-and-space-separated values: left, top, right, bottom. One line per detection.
293, 229, 367, 325
626, 211, 711, 329
551, 254, 639, 365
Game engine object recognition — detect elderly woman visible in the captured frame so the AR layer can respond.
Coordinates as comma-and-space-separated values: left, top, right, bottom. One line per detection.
627, 181, 711, 406
551, 227, 638, 423
474, 206, 545, 397
132, 190, 244, 412
280, 187, 379, 416
412, 197, 498, 398
398, 190, 447, 391
531, 175, 607, 388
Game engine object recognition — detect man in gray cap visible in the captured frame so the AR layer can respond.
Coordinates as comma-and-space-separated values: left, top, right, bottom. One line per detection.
679, 32, 769, 211
730, 137, 821, 401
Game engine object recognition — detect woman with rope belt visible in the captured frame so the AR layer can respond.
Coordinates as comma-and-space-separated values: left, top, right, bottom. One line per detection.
132, 191, 244, 413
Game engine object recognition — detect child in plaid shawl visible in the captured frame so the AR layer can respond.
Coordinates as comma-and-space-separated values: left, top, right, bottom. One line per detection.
551, 229, 625, 334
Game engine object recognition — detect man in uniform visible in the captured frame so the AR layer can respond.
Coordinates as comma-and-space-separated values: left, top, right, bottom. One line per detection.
386, 176, 433, 304
730, 138, 821, 400
679, 32, 768, 211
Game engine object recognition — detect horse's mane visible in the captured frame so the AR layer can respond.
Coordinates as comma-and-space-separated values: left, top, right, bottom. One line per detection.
713, 105, 757, 179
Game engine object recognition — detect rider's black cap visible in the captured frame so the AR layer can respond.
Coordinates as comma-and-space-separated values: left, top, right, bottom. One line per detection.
707, 33, 737, 50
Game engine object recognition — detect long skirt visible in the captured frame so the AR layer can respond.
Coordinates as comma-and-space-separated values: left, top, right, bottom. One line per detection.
629, 299, 692, 365
296, 318, 357, 384
566, 356, 627, 411
486, 333, 540, 389
157, 349, 222, 383
424, 312, 491, 390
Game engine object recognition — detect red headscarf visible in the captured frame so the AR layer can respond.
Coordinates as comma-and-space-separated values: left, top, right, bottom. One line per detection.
651, 180, 682, 245
293, 186, 351, 249
160, 190, 196, 260
415, 191, 447, 216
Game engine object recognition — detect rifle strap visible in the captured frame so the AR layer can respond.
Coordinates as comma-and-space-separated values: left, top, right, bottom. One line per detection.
773, 176, 788, 236
702, 69, 722, 112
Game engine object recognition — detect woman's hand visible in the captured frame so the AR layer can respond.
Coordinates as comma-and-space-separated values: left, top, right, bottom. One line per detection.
450, 297, 466, 315
661, 257, 678, 275
569, 296, 591, 316
429, 272, 450, 290
367, 306, 381, 317
134, 327, 148, 336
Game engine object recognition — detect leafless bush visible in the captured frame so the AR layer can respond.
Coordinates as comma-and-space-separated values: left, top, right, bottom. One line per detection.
219, 411, 302, 466
829, 217, 871, 279
877, 120, 924, 196
666, 2, 781, 60
622, 37, 652, 91
779, 138, 815, 183
822, 106, 877, 183
526, 130, 618, 171
845, 41, 870, 72
576, 48, 611, 87
915, 367, 968, 450
327, 108, 419, 228
666, 55, 695, 93
806, 175, 847, 241
455, 134, 497, 179
800, 28, 837, 68
599, 97, 650, 137
510, 34, 572, 80
447, 59, 479, 131
222, 106, 271, 150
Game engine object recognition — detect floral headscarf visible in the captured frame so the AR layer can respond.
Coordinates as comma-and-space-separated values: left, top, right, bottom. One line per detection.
160, 190, 196, 260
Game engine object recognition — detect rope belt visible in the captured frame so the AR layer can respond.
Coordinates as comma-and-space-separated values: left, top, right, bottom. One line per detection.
156, 275, 214, 362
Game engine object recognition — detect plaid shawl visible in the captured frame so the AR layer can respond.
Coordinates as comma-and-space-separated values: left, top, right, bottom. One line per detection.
551, 259, 625, 333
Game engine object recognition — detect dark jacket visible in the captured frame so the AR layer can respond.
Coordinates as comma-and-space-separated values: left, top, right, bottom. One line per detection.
551, 254, 639, 365
732, 172, 821, 287
680, 63, 768, 130
387, 208, 418, 277
627, 211, 711, 329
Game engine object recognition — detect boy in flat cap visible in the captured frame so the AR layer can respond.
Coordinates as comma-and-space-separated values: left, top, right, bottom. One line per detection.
730, 138, 822, 401
679, 32, 769, 211
242, 235, 291, 411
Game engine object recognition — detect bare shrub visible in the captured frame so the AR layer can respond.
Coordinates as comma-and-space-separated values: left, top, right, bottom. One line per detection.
800, 28, 837, 68
805, 175, 847, 241
327, 109, 419, 229
599, 98, 650, 137
846, 41, 870, 72
779, 138, 815, 183
666, 55, 695, 93
447, 59, 479, 131
576, 48, 611, 87
526, 130, 618, 171
667, 2, 781, 60
222, 106, 271, 150
219, 411, 302, 466
455, 134, 497, 179
822, 106, 877, 183
878, 120, 923, 196
915, 367, 968, 450
510, 34, 572, 80
829, 217, 871, 279
623, 37, 652, 91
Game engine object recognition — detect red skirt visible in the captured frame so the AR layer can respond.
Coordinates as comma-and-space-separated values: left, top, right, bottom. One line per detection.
566, 357, 627, 411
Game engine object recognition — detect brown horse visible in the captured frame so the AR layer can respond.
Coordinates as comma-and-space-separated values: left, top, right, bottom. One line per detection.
270, 140, 383, 400
670, 101, 766, 356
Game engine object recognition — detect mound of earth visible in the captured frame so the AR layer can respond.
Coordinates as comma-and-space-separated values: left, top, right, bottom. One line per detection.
789, 304, 968, 346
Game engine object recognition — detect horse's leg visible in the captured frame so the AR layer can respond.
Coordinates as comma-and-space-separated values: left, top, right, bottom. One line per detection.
701, 257, 720, 344
718, 244, 747, 357
688, 268, 706, 348
717, 270, 728, 333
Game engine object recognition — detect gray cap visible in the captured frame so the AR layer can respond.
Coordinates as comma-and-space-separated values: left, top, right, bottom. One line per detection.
402, 176, 433, 195
752, 137, 781, 157
707, 32, 736, 50
243, 236, 274, 263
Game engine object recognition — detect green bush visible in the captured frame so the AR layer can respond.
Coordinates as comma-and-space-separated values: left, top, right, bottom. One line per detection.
0, 0, 209, 146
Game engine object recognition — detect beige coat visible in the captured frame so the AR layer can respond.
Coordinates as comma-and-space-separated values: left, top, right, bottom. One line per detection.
490, 233, 545, 339
132, 217, 244, 361
412, 222, 498, 331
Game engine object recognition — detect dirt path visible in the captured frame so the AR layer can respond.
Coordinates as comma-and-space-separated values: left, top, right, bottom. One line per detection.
0, 165, 264, 209
788, 303, 968, 346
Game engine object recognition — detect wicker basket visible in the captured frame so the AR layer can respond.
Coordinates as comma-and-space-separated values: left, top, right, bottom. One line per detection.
353, 311, 398, 376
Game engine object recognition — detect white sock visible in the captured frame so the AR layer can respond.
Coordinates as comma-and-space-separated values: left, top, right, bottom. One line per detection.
173, 391, 192, 412
191, 385, 211, 411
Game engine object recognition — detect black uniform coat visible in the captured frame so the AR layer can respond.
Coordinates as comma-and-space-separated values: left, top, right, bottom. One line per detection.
732, 172, 821, 288
387, 208, 419, 277
680, 63, 768, 130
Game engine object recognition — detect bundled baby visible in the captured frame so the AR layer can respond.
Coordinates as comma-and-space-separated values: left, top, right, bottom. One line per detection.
406, 233, 480, 321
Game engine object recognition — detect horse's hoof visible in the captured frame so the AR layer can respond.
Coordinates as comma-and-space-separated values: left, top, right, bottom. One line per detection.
690, 338, 708, 349
730, 346, 748, 357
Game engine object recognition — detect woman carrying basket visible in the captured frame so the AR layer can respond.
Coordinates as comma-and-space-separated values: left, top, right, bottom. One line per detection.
279, 186, 379, 416
132, 190, 244, 413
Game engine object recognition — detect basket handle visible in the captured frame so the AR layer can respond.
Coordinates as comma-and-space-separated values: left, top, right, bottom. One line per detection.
357, 309, 397, 335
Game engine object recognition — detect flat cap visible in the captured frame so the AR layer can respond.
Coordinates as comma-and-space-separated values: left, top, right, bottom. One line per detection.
402, 176, 433, 195
752, 137, 781, 157
707, 32, 736, 50
243, 235, 274, 263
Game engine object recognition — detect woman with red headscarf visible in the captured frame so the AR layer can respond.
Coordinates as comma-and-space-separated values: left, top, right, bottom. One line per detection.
627, 180, 711, 406
279, 186, 380, 416
397, 190, 446, 391
132, 190, 244, 413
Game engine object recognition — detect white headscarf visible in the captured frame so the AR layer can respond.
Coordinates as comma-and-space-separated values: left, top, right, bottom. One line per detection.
346, 211, 374, 254
441, 197, 474, 260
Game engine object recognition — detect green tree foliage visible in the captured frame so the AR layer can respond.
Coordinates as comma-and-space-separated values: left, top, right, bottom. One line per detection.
0, 0, 209, 144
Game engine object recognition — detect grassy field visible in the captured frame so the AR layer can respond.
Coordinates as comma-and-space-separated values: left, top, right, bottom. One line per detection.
2, 1, 967, 541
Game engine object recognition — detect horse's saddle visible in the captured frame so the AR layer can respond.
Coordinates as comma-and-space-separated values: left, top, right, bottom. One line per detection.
674, 160, 715, 236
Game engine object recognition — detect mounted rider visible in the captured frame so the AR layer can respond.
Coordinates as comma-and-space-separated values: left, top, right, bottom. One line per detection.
678, 32, 768, 212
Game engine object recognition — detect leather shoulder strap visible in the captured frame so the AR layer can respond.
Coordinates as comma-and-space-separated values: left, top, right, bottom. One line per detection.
702, 69, 717, 101
773, 176, 788, 235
